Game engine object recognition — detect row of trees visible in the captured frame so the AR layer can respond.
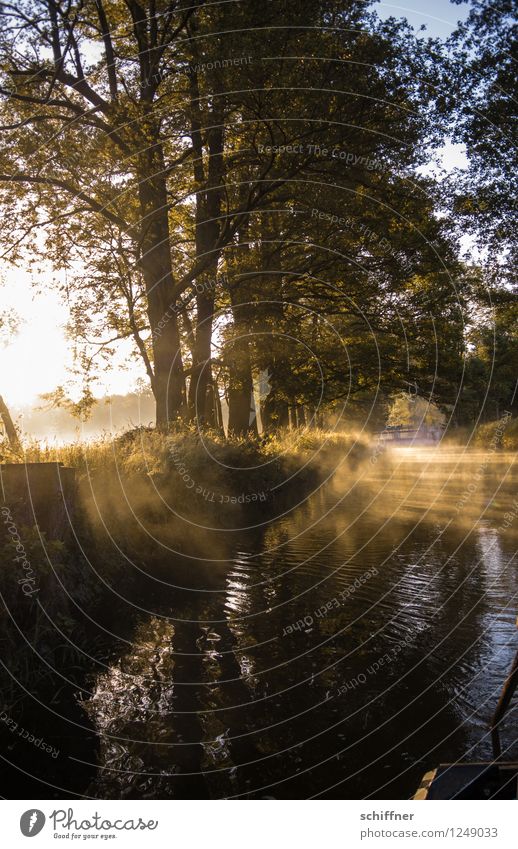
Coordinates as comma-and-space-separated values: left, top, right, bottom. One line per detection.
0, 0, 515, 435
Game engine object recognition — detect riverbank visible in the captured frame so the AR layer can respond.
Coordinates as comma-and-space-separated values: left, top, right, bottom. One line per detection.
472, 413, 518, 450
14, 426, 369, 526
442, 413, 518, 449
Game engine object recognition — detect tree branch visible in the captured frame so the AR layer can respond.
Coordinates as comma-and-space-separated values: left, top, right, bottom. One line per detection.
0, 172, 129, 231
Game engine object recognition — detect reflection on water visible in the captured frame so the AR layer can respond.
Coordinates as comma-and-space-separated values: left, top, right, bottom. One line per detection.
82, 618, 178, 798
82, 450, 518, 799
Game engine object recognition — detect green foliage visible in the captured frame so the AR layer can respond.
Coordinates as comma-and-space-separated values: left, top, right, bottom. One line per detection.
473, 416, 518, 450
456, 297, 518, 424
443, 0, 517, 282
0, 1, 513, 433
387, 393, 445, 428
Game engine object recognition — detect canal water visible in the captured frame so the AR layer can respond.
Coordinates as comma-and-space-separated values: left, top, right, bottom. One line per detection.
2, 448, 517, 799
78, 448, 518, 799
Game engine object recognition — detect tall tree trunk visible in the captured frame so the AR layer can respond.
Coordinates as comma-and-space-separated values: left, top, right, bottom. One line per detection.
0, 395, 21, 452
296, 405, 307, 428
187, 276, 216, 425
225, 196, 258, 438
205, 374, 224, 434
227, 340, 257, 437
211, 376, 224, 433
256, 213, 289, 434
186, 64, 225, 426
137, 137, 186, 428
226, 297, 258, 438
262, 384, 289, 432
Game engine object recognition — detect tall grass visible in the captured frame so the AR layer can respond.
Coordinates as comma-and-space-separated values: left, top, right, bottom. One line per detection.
473, 415, 518, 450
3, 425, 366, 477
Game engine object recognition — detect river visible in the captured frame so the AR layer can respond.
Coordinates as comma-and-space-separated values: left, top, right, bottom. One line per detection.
2, 448, 517, 799
75, 448, 518, 799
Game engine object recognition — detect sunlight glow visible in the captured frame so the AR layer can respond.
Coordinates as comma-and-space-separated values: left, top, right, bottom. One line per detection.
0, 265, 139, 411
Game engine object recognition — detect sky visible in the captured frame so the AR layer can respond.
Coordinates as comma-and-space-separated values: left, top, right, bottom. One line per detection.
0, 264, 136, 410
0, 266, 72, 408
0, 0, 470, 418
375, 0, 469, 39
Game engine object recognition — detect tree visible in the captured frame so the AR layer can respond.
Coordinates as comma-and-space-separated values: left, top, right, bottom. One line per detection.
199, 5, 461, 433
387, 393, 444, 428
0, 393, 20, 451
445, 0, 517, 284
462, 296, 518, 422
213, 163, 467, 432
0, 0, 198, 426
422, 0, 518, 427
0, 0, 470, 436
0, 307, 21, 450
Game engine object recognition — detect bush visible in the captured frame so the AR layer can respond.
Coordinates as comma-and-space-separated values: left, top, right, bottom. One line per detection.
473, 415, 518, 450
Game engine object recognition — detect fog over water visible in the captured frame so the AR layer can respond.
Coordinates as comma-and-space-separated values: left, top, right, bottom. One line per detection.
73, 447, 518, 799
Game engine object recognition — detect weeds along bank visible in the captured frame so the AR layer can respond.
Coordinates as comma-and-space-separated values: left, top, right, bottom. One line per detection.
472, 414, 518, 451
442, 414, 518, 450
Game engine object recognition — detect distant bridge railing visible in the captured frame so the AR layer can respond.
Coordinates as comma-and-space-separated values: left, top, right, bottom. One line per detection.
375, 425, 443, 445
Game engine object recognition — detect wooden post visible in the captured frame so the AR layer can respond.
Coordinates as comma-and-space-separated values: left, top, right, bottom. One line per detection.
0, 462, 76, 539
490, 646, 518, 759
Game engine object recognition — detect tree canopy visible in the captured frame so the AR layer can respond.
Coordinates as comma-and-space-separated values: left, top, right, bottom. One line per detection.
0, 0, 515, 433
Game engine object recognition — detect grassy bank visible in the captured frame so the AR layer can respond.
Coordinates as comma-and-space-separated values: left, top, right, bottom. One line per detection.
15, 424, 365, 470
8, 426, 368, 525
438, 415, 518, 450
472, 414, 518, 450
